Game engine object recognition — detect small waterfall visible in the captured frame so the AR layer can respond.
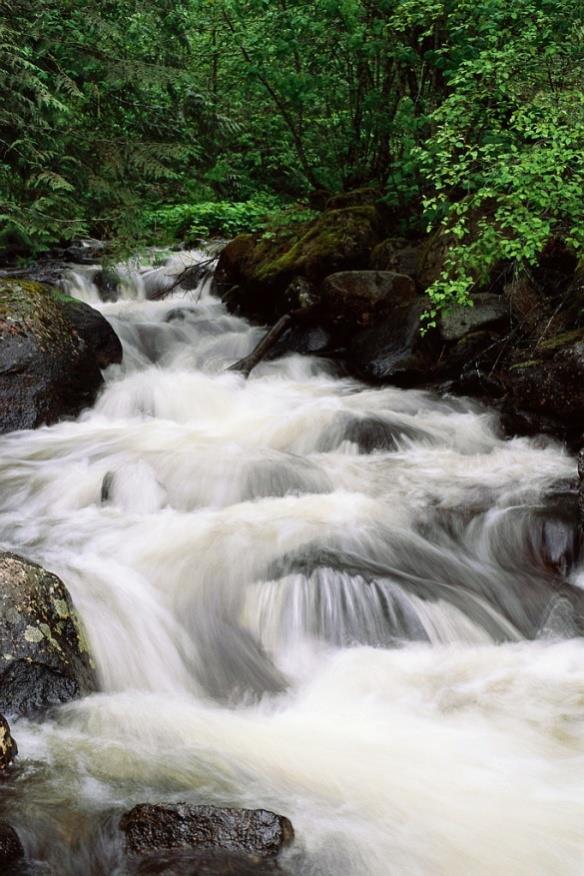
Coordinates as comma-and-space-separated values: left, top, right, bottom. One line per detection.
1, 248, 584, 874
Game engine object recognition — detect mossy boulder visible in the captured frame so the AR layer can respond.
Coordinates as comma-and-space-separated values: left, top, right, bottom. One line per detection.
0, 553, 96, 717
216, 206, 383, 321
0, 278, 122, 434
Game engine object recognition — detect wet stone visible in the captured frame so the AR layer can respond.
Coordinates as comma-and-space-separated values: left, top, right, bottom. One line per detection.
0, 713, 17, 769
0, 821, 24, 867
0, 278, 121, 434
120, 804, 294, 860
133, 848, 282, 875
0, 553, 97, 717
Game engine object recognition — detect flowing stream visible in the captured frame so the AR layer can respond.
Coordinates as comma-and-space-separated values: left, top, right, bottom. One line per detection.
1, 249, 584, 874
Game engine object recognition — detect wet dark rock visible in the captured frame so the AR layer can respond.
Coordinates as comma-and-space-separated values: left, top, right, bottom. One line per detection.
60, 297, 123, 368
133, 848, 282, 874
141, 260, 210, 301
177, 262, 212, 292
499, 406, 567, 443
142, 267, 176, 301
0, 714, 17, 769
165, 307, 196, 323
0, 261, 68, 288
508, 336, 584, 431
578, 450, 584, 532
121, 805, 294, 862
64, 238, 106, 264
322, 271, 430, 384
268, 324, 333, 360
0, 279, 120, 434
341, 415, 416, 452
346, 300, 430, 384
0, 821, 24, 867
321, 270, 416, 328
529, 497, 582, 577
0, 553, 96, 717
318, 413, 419, 454
94, 266, 122, 302
504, 276, 556, 337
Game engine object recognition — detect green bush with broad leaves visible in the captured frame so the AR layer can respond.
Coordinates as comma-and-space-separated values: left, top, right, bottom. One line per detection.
416, 0, 584, 323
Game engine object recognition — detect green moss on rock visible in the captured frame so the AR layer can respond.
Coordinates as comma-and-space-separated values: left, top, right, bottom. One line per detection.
216, 206, 383, 321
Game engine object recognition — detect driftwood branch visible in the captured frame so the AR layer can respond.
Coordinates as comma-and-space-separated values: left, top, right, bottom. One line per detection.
228, 314, 293, 378
228, 304, 323, 378
149, 257, 217, 301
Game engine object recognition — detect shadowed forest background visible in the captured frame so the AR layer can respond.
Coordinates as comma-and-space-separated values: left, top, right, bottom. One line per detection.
1, 0, 583, 314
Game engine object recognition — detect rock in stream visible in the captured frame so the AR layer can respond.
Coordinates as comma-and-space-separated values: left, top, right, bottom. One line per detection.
0, 278, 122, 434
121, 804, 294, 873
0, 553, 97, 716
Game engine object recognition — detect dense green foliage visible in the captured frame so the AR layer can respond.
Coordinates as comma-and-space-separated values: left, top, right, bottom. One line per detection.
1, 0, 583, 311
146, 198, 318, 243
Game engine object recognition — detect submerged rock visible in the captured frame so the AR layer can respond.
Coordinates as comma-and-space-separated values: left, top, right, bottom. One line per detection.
0, 553, 96, 716
0, 821, 24, 868
120, 804, 294, 861
0, 714, 17, 769
94, 266, 122, 302
0, 278, 122, 434
132, 848, 282, 874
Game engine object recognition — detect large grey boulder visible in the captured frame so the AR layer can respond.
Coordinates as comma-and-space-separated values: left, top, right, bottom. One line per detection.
0, 553, 96, 716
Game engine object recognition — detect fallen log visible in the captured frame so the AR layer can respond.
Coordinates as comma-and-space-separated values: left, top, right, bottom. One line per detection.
228, 304, 323, 378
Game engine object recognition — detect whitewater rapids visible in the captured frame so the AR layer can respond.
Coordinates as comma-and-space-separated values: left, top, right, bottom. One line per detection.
0, 250, 583, 875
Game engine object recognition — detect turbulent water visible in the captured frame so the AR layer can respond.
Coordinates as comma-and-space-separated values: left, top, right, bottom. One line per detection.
1, 249, 584, 875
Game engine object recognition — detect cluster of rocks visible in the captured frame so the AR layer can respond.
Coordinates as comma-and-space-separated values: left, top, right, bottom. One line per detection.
215, 195, 584, 445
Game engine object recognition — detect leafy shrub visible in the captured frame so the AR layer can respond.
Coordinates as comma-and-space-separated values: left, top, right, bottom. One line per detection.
417, 0, 584, 323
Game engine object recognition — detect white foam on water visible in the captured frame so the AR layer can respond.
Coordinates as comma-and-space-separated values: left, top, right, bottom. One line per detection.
0, 251, 582, 874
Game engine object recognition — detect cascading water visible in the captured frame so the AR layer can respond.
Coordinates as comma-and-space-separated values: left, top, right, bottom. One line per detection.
1, 248, 584, 875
